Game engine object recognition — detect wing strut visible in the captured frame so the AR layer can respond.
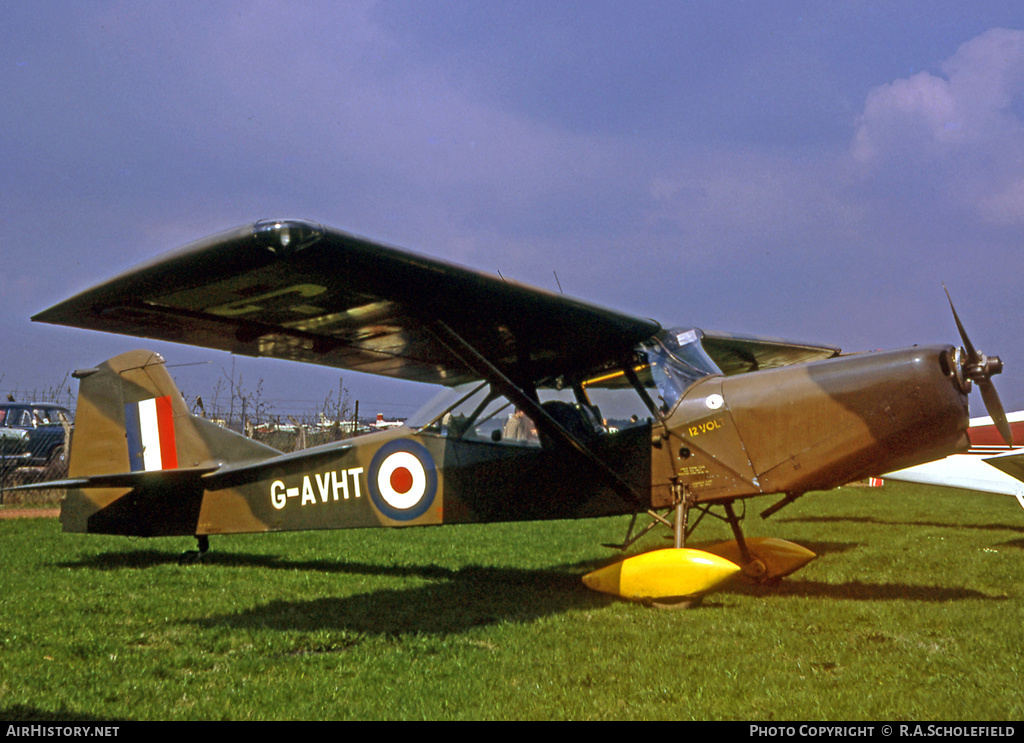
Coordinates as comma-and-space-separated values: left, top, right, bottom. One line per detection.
622, 363, 666, 423
428, 320, 647, 510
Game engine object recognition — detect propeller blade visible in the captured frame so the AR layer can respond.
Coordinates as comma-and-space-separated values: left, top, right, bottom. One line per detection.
978, 379, 1014, 447
944, 285, 979, 364
944, 285, 1012, 446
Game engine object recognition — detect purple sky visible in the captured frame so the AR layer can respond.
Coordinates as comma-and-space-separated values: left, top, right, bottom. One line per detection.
4, 2, 1024, 422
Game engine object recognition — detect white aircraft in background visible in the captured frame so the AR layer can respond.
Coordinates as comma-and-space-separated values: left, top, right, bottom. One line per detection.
885, 411, 1024, 510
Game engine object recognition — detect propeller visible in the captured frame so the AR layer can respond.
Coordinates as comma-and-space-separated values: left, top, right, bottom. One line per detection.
944, 286, 1013, 446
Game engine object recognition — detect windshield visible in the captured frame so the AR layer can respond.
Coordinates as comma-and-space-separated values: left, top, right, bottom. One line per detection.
639, 328, 722, 414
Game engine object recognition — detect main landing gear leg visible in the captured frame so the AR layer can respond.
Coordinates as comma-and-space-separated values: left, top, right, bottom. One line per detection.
655, 487, 707, 610
674, 498, 687, 549
723, 501, 767, 580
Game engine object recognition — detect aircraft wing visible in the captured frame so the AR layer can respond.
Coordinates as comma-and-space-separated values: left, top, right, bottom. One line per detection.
885, 454, 1024, 503
701, 331, 840, 375
34, 220, 661, 387
980, 451, 1024, 509
883, 411, 1024, 510
34, 220, 842, 387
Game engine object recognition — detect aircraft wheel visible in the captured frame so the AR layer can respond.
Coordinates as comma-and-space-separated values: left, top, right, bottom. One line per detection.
178, 549, 206, 565
647, 595, 704, 610
178, 535, 209, 565
741, 562, 783, 586
741, 558, 768, 580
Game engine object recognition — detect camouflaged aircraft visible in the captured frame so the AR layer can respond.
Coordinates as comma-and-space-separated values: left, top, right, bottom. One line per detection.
19, 219, 1013, 605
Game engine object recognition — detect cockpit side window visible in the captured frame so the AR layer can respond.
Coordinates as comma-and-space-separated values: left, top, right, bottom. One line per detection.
410, 382, 619, 447
409, 382, 539, 445
406, 332, 717, 442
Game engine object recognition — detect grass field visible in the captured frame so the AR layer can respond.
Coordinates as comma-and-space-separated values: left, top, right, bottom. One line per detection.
0, 481, 1021, 721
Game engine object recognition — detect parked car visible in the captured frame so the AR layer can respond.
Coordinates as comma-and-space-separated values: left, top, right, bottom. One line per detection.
0, 402, 73, 477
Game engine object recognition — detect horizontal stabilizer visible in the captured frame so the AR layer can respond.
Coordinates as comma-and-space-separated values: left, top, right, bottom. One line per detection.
11, 438, 358, 494
10, 429, 359, 497
200, 439, 356, 490
5, 465, 218, 493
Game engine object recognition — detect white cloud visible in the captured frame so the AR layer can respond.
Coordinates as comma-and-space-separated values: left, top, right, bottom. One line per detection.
850, 28, 1024, 225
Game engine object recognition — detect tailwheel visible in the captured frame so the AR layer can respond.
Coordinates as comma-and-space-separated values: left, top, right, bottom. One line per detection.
179, 535, 210, 565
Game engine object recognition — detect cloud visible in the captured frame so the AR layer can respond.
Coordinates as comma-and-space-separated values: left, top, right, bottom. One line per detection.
850, 28, 1024, 225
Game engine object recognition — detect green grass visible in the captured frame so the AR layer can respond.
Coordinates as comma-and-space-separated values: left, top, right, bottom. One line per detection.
1, 481, 1021, 720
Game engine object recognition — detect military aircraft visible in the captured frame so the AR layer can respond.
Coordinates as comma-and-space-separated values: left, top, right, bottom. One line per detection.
885, 411, 1024, 510
18, 219, 1013, 605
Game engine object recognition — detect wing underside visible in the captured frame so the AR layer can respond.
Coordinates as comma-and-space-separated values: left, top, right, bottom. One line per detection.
35, 219, 840, 387
35, 221, 660, 387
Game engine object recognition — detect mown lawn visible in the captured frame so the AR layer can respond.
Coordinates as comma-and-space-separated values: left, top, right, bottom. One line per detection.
0, 481, 1021, 720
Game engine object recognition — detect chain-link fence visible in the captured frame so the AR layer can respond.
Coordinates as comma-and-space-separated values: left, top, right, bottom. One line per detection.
182, 374, 364, 452
0, 401, 73, 505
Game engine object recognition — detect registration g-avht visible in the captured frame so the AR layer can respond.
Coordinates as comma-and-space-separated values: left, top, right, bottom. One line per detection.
21, 220, 1011, 605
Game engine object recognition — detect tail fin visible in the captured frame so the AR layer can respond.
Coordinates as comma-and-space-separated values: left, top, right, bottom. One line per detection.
62, 349, 278, 534
70, 349, 276, 476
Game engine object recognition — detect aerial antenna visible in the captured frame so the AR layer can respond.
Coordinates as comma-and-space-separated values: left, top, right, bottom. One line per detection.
553, 270, 563, 293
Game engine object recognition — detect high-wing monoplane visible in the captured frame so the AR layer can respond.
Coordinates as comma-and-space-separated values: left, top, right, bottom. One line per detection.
19, 220, 1013, 605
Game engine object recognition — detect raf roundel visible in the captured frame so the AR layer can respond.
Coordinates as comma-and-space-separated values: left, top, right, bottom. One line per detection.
367, 440, 438, 521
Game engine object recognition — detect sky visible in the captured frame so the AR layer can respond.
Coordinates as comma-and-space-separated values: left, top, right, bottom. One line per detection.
3, 1, 1024, 423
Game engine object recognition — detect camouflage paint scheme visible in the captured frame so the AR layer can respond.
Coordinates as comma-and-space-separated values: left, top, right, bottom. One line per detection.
59, 350, 650, 537
30, 220, 991, 572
